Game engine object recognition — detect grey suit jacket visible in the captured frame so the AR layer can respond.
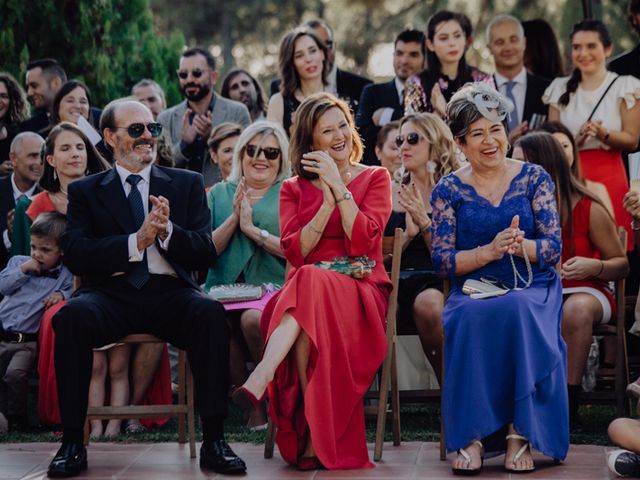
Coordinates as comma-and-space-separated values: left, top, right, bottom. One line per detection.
158, 93, 250, 185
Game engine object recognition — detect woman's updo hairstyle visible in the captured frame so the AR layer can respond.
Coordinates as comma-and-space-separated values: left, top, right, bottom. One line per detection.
446, 83, 513, 143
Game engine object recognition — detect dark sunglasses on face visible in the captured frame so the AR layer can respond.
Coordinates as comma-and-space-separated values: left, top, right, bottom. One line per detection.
112, 122, 163, 139
177, 68, 207, 79
245, 144, 281, 160
395, 132, 422, 148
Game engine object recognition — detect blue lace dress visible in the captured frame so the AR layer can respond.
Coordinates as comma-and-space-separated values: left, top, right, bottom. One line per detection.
430, 162, 568, 460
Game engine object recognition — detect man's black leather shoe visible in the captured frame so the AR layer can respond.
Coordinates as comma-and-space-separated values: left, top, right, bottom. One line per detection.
47, 442, 87, 478
200, 439, 246, 474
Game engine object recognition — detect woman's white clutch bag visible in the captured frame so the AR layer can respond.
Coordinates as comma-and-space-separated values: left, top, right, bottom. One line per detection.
461, 279, 509, 299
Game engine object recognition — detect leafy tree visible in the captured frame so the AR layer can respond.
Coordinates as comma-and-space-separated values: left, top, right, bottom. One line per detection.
0, 0, 185, 107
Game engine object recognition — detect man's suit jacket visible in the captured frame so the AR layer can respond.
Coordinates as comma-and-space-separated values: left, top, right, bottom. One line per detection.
494, 73, 550, 129
269, 68, 372, 114
62, 165, 217, 290
157, 94, 250, 186
355, 80, 402, 166
521, 73, 551, 125
0, 177, 41, 270
610, 44, 640, 79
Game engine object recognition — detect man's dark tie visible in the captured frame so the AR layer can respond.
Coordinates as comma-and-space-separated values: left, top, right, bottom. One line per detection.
126, 174, 149, 289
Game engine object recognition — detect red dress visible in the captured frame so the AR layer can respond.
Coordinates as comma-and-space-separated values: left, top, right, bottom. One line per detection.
561, 196, 615, 317
261, 167, 392, 469
31, 193, 172, 426
579, 149, 633, 251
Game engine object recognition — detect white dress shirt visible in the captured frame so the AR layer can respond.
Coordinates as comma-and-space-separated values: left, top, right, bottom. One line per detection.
113, 163, 176, 277
494, 68, 528, 125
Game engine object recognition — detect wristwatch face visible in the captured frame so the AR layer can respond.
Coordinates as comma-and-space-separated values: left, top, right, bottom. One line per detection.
344, 192, 352, 200
260, 229, 269, 240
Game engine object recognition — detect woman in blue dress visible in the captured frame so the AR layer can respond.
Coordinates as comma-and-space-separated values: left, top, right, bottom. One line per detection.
431, 83, 568, 474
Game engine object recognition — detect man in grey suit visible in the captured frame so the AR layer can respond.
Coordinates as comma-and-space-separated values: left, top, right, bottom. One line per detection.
158, 48, 250, 186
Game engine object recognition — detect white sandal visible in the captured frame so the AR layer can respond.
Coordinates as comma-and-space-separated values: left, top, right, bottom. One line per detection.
505, 433, 535, 473
452, 440, 483, 476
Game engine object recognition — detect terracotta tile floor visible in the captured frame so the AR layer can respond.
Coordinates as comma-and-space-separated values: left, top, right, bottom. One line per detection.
0, 441, 619, 479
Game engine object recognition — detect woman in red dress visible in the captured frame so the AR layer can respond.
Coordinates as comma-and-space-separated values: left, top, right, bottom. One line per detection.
234, 92, 392, 470
515, 131, 628, 430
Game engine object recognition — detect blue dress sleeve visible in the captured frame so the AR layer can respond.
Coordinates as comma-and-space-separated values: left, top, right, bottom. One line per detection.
430, 175, 458, 278
529, 166, 562, 267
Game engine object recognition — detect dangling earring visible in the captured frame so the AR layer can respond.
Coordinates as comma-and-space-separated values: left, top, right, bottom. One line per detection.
53, 170, 57, 181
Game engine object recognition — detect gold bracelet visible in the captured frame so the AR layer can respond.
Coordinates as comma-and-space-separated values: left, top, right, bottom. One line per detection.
309, 223, 323, 234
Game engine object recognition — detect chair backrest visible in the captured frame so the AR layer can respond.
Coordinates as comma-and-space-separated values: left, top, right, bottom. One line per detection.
383, 228, 404, 339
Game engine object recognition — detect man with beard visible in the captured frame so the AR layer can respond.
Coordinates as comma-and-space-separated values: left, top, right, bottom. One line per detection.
356, 29, 425, 165
46, 100, 245, 477
220, 69, 266, 122
158, 48, 250, 187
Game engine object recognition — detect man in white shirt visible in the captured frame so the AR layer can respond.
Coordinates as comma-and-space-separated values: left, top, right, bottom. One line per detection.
0, 132, 43, 270
356, 29, 426, 165
487, 14, 551, 142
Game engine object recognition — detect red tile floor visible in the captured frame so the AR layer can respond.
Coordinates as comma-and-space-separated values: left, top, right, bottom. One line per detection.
0, 441, 618, 479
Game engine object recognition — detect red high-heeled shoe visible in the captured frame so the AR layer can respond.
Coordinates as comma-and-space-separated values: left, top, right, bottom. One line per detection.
297, 455, 324, 471
231, 386, 265, 410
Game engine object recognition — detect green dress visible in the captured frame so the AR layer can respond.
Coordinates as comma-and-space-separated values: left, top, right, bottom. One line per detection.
204, 180, 285, 291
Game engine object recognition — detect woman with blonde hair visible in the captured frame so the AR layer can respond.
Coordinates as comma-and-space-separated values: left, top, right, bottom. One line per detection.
205, 121, 290, 430
389, 112, 460, 382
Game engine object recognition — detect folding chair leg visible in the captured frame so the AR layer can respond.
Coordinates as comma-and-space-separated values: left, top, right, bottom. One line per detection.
374, 339, 394, 461
186, 358, 196, 458
439, 416, 446, 461
177, 350, 186, 444
264, 418, 275, 459
390, 346, 401, 446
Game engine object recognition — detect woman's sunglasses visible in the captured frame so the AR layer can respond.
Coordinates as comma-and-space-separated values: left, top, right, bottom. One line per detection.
395, 132, 423, 148
245, 144, 281, 160
112, 122, 163, 139
176, 68, 208, 79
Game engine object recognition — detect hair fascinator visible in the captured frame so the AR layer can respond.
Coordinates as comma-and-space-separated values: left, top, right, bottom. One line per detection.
465, 82, 513, 122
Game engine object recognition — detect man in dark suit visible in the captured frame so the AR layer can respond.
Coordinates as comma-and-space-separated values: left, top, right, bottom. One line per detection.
21, 59, 102, 135
610, 1, 640, 79
356, 29, 426, 165
46, 100, 245, 477
487, 15, 550, 142
0, 132, 43, 270
269, 19, 372, 114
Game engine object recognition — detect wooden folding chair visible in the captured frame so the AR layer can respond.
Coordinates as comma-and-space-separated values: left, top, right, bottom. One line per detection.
84, 334, 197, 458
582, 227, 631, 417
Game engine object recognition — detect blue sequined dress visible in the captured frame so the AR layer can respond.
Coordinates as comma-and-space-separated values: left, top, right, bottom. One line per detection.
431, 162, 568, 460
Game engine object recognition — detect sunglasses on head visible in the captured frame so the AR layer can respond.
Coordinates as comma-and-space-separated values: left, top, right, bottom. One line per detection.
395, 132, 422, 148
245, 144, 281, 160
112, 122, 163, 139
176, 68, 208, 79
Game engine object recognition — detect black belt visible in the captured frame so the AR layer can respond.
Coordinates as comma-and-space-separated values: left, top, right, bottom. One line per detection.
0, 331, 38, 343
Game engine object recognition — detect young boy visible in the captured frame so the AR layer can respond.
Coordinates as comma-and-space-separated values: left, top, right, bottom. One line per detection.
0, 212, 72, 430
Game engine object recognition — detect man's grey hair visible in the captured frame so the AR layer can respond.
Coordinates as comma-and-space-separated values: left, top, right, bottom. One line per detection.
10, 131, 44, 154
486, 14, 524, 43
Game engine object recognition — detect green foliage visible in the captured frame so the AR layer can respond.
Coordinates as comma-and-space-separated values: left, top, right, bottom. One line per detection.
0, 0, 185, 107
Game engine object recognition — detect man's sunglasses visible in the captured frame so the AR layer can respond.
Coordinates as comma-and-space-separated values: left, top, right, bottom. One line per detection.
112, 122, 163, 139
245, 144, 281, 160
177, 68, 208, 79
395, 132, 423, 148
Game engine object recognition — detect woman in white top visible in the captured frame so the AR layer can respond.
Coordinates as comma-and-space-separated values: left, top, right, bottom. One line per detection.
544, 19, 640, 249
